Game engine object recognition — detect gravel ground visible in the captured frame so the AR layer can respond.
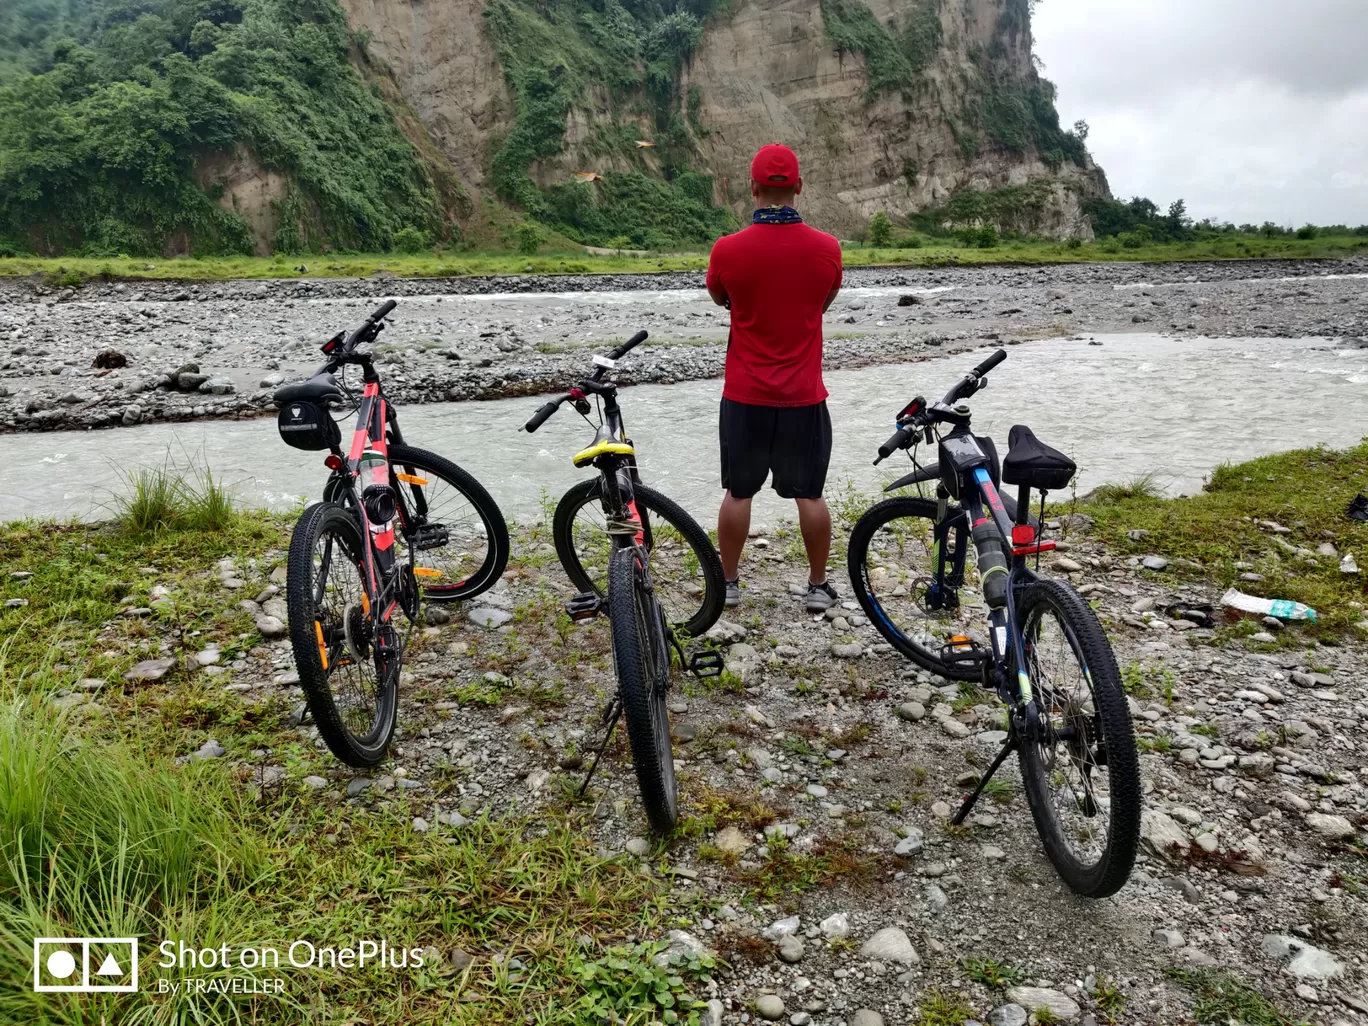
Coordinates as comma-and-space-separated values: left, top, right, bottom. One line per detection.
2, 258, 1366, 435
65, 509, 1368, 1026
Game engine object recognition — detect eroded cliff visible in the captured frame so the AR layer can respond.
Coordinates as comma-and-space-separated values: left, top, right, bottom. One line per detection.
341, 0, 1109, 242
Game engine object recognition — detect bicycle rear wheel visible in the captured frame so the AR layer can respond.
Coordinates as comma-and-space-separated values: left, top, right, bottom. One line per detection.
325, 444, 509, 603
286, 502, 399, 766
609, 545, 677, 834
554, 479, 724, 638
847, 496, 979, 681
1015, 578, 1140, 897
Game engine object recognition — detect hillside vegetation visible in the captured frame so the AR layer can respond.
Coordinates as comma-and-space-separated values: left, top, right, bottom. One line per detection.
0, 0, 445, 257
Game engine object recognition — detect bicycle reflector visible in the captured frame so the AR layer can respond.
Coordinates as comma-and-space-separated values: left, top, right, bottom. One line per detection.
1011, 525, 1036, 546
321, 330, 345, 354
898, 396, 925, 419
324, 454, 343, 471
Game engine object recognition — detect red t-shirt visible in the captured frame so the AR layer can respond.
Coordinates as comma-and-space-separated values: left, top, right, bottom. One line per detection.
707, 222, 843, 407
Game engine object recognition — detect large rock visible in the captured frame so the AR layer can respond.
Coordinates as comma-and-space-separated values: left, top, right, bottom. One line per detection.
1140, 809, 1189, 853
1005, 987, 1081, 1023
1261, 935, 1344, 979
988, 1005, 1027, 1026
467, 606, 512, 629
1305, 813, 1355, 840
859, 927, 918, 965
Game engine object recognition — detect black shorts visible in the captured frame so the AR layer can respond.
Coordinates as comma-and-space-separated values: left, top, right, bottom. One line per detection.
719, 398, 832, 500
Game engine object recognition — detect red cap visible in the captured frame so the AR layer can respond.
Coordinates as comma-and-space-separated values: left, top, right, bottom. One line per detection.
751, 143, 800, 186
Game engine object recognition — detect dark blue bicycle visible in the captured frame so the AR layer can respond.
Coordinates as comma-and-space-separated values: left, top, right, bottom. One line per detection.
847, 350, 1140, 898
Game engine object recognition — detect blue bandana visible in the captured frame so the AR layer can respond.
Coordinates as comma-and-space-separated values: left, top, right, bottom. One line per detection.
752, 205, 803, 225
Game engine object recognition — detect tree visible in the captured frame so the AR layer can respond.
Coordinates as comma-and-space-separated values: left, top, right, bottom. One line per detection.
868, 210, 893, 247
1072, 118, 1089, 142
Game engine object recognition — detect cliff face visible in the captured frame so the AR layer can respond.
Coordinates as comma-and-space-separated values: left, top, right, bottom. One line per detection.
340, 0, 1108, 241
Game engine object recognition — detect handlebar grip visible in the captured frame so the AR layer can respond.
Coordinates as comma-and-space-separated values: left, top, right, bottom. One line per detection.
972, 349, 1007, 378
609, 330, 648, 360
877, 425, 915, 461
524, 398, 563, 433
370, 299, 397, 323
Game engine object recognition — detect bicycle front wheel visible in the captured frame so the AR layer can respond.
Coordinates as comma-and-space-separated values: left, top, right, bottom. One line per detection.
286, 502, 399, 766
847, 496, 979, 681
554, 479, 724, 638
609, 545, 677, 834
1015, 578, 1141, 898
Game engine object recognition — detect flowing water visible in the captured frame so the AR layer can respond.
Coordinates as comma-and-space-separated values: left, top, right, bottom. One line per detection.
7, 333, 1366, 525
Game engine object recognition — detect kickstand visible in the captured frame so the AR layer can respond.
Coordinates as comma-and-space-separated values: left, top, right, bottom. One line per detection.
951, 735, 1019, 825
576, 696, 623, 799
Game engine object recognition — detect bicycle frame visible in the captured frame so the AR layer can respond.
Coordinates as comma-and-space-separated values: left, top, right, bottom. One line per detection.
575, 388, 650, 556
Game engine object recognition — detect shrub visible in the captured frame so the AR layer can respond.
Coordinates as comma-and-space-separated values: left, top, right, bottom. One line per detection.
974, 224, 999, 249
868, 211, 894, 247
515, 222, 543, 255
899, 234, 923, 249
1067, 236, 1083, 249
392, 226, 429, 253
1296, 224, 1318, 240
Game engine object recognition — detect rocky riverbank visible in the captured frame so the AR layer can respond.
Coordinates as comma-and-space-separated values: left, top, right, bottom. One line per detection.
9, 482, 1365, 1025
1, 258, 1365, 434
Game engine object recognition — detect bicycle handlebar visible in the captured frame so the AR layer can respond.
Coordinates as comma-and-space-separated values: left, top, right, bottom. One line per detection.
872, 349, 1007, 463
608, 330, 648, 361
523, 330, 649, 431
524, 397, 565, 433
876, 426, 916, 463
341, 299, 397, 352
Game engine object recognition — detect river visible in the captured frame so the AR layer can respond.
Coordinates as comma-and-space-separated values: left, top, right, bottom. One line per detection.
6, 333, 1365, 525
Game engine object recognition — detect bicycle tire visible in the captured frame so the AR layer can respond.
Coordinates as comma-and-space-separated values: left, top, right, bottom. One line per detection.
847, 496, 978, 681
609, 545, 678, 834
287, 502, 399, 766
1015, 578, 1140, 898
325, 443, 509, 603
554, 479, 725, 638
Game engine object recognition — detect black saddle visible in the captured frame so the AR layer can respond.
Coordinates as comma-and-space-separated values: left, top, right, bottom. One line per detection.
1002, 425, 1076, 492
274, 372, 346, 405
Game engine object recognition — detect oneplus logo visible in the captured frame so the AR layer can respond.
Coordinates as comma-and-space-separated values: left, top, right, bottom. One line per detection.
33, 937, 139, 992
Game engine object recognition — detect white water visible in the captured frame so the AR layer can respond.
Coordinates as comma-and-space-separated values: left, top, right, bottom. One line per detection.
7, 333, 1366, 525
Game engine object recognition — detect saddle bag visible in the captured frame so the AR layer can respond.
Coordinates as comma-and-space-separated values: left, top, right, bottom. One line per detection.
277, 401, 341, 451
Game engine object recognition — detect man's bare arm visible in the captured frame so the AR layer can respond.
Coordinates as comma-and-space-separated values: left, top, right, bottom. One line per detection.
822, 287, 840, 313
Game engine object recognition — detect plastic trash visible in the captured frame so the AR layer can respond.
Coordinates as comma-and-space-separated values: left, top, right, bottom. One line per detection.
1348, 494, 1368, 522
1220, 588, 1317, 622
1342, 553, 1360, 575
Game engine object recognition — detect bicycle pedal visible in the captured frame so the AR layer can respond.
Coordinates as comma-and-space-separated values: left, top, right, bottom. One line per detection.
412, 523, 449, 550
688, 651, 725, 678
565, 591, 603, 621
938, 635, 988, 669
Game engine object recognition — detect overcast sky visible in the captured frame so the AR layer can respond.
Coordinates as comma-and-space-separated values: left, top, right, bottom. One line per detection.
1033, 0, 1368, 227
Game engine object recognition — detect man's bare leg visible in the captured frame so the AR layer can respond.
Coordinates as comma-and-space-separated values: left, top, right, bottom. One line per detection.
795, 497, 832, 584
717, 491, 752, 581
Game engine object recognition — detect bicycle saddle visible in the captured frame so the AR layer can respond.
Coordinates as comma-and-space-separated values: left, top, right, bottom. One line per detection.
1002, 425, 1076, 492
274, 372, 346, 405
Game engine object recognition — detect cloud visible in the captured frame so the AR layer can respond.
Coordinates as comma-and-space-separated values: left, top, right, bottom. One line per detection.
1035, 0, 1368, 225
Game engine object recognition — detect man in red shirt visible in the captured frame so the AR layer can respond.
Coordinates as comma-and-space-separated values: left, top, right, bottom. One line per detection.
706, 144, 843, 611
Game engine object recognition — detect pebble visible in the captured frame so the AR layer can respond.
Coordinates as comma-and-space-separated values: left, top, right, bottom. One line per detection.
776, 934, 805, 963
850, 1012, 884, 1026
1304, 813, 1355, 840
859, 927, 918, 965
819, 912, 851, 939
754, 994, 786, 1021
988, 1005, 1027, 1026
830, 642, 863, 659
1142, 555, 1170, 571
625, 837, 651, 856
1153, 928, 1185, 948
897, 701, 926, 721
123, 657, 176, 682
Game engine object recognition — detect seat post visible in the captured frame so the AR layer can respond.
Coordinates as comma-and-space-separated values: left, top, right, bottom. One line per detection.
1015, 486, 1031, 526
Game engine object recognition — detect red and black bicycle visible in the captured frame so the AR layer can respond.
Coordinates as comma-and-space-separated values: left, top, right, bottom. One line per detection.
275, 300, 508, 766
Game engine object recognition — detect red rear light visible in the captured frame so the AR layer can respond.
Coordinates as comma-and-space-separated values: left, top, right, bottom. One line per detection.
1011, 525, 1036, 546
324, 454, 343, 470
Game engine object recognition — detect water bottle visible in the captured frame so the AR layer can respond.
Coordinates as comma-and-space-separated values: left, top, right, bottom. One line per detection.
972, 522, 1008, 608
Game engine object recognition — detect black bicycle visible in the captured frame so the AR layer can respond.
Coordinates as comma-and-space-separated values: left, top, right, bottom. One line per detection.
847, 350, 1140, 897
524, 330, 725, 832
275, 300, 509, 766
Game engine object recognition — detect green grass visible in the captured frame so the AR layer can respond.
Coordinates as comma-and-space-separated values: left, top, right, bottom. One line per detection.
1070, 442, 1368, 638
4, 233, 1365, 282
1167, 968, 1304, 1026
0, 693, 678, 1025
917, 990, 976, 1026
961, 956, 1024, 989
